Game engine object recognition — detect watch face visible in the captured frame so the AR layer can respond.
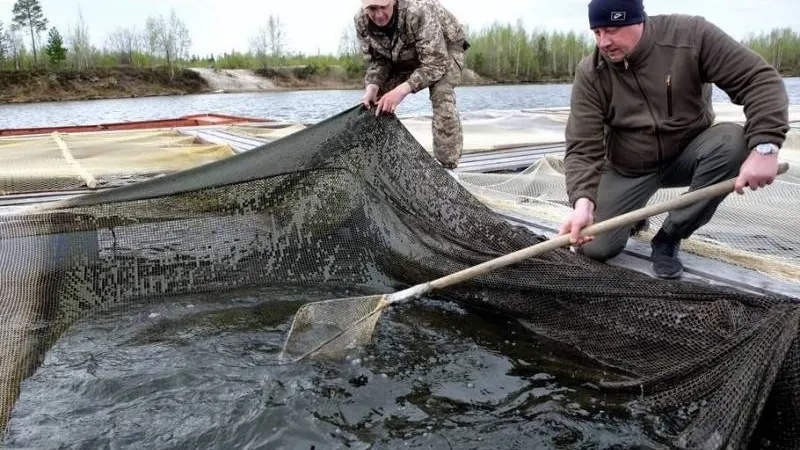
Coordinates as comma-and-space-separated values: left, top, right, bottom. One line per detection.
756, 144, 778, 154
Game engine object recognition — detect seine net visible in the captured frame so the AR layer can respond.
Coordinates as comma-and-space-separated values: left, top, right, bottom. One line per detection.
237, 106, 800, 281
1, 106, 798, 449
457, 150, 800, 283
0, 129, 235, 194
413, 107, 800, 283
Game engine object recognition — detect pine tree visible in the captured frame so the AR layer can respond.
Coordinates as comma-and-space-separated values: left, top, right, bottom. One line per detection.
12, 0, 48, 64
44, 27, 66, 66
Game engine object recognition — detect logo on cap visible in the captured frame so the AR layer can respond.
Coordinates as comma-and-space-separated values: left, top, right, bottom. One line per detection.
610, 11, 626, 21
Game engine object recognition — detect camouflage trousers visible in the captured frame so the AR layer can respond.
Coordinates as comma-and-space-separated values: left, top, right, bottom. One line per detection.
380, 52, 464, 169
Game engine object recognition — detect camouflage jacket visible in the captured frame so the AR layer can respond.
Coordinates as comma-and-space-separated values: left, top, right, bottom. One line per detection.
354, 0, 466, 93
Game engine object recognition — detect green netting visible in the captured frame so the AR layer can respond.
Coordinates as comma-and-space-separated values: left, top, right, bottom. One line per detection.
1, 106, 798, 449
0, 130, 235, 194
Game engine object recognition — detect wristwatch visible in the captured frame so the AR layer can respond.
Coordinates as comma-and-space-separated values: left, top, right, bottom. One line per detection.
754, 143, 780, 155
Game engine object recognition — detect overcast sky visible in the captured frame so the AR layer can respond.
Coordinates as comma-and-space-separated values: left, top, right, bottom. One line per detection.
0, 0, 797, 57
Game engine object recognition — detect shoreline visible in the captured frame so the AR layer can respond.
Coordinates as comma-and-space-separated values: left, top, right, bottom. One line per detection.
1, 66, 795, 106
0, 66, 578, 106
0, 80, 578, 105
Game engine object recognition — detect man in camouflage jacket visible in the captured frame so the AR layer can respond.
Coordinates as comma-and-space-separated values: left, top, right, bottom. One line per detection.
355, 0, 468, 169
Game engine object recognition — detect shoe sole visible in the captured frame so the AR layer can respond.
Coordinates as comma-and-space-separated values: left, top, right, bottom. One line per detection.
652, 268, 683, 279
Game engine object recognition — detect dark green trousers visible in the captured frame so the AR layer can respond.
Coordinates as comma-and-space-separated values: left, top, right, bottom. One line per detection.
581, 122, 750, 261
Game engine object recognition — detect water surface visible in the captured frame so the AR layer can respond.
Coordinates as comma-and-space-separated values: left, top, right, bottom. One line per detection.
5, 285, 673, 449
2, 78, 798, 128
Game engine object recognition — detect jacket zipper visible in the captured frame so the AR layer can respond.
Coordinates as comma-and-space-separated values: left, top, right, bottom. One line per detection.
626, 58, 664, 163
666, 74, 673, 117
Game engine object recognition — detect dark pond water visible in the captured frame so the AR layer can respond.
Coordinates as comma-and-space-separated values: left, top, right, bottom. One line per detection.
5, 285, 673, 449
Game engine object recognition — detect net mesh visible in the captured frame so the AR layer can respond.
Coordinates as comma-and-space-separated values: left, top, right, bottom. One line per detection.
457, 152, 800, 282
227, 106, 800, 281
1, 106, 799, 449
280, 295, 388, 360
0, 130, 235, 194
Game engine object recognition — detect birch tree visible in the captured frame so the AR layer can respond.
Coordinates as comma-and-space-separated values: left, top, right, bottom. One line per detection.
145, 10, 191, 79
106, 26, 141, 66
67, 7, 92, 70
266, 15, 284, 58
0, 22, 7, 62
250, 26, 269, 69
338, 26, 359, 57
6, 30, 25, 69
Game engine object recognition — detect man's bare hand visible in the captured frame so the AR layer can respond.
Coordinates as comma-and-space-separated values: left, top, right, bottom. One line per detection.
558, 198, 596, 246
375, 82, 412, 116
361, 84, 380, 109
734, 151, 779, 194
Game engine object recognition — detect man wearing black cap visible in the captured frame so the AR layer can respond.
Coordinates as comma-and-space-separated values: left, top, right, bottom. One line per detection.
559, 0, 790, 279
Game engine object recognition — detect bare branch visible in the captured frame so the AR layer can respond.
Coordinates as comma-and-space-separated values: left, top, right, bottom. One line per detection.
66, 6, 92, 70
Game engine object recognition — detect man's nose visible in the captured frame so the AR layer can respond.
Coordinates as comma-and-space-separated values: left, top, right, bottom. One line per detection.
596, 32, 608, 47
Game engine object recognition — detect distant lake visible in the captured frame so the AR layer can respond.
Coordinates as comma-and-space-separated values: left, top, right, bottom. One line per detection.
1, 78, 799, 129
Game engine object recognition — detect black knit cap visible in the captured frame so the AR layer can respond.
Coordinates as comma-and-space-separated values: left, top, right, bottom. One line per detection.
588, 0, 645, 29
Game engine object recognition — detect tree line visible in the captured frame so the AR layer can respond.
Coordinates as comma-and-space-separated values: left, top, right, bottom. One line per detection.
463, 23, 800, 81
0, 0, 191, 78
464, 21, 594, 82
743, 28, 800, 76
0, 0, 798, 82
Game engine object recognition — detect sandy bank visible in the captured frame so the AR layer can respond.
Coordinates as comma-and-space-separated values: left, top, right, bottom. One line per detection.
188, 68, 279, 93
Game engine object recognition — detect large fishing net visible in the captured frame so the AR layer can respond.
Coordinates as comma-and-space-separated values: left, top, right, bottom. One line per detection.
450, 119, 800, 284
0, 130, 236, 194
407, 106, 800, 284
1, 106, 798, 449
